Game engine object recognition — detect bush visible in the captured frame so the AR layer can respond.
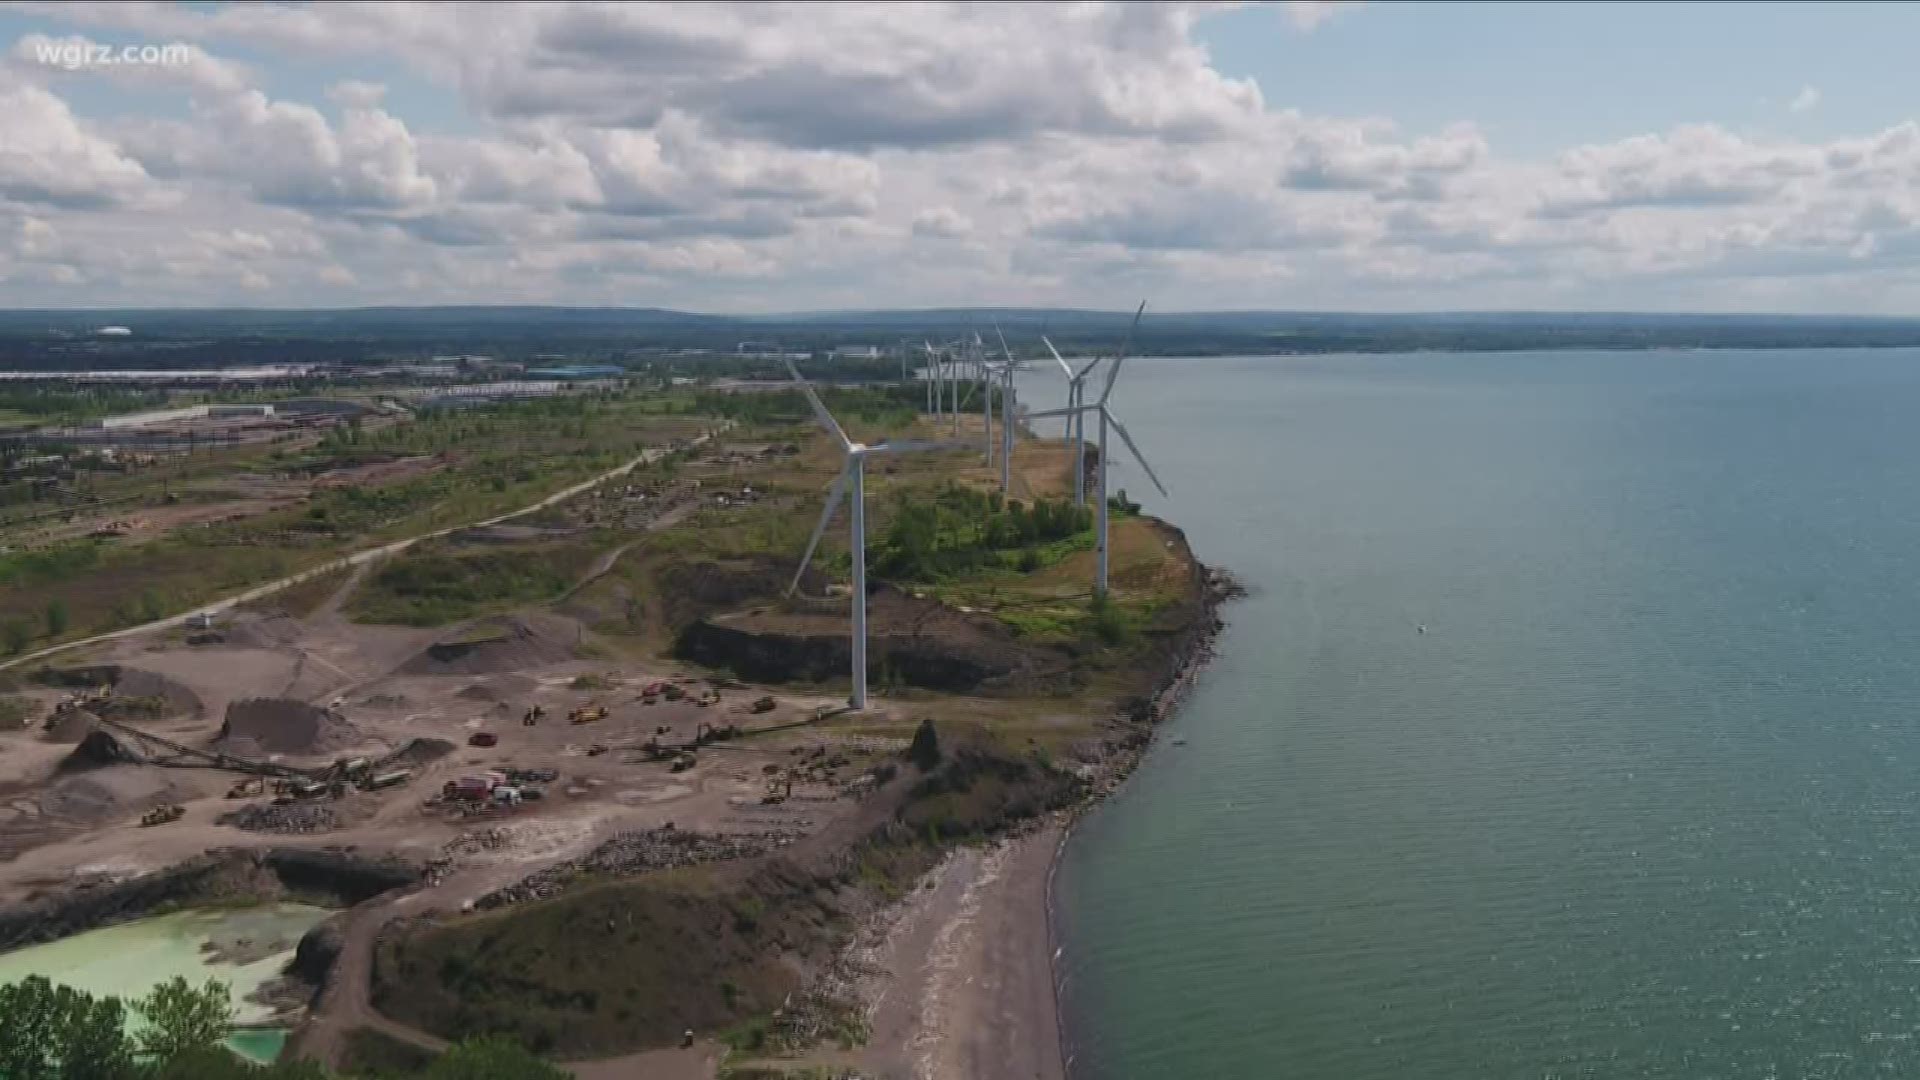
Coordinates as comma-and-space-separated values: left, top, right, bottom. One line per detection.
907, 718, 941, 772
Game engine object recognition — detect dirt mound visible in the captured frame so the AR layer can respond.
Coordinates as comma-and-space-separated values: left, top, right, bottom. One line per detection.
40, 708, 99, 744
38, 666, 202, 719
59, 727, 145, 770
380, 737, 457, 770
398, 615, 583, 677
218, 698, 364, 756
40, 767, 187, 825
455, 673, 540, 703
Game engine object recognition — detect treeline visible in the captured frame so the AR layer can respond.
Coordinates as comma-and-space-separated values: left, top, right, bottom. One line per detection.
675, 384, 921, 429
873, 484, 1092, 581
0, 975, 565, 1079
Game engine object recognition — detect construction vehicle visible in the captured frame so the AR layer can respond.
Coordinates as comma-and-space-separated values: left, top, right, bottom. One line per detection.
140, 804, 185, 827
226, 777, 264, 799
695, 722, 740, 746
468, 731, 498, 747
751, 695, 776, 714
695, 689, 719, 708
670, 752, 697, 773
586, 743, 610, 757
365, 768, 412, 791
569, 703, 609, 725
522, 705, 544, 726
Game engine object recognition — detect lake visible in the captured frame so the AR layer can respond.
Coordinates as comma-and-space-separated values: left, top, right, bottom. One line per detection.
1043, 350, 1920, 1078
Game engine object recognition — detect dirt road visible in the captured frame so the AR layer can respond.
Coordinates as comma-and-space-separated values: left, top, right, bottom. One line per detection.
1, 431, 722, 675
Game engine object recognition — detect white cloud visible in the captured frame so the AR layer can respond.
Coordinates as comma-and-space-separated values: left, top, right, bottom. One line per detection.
3, 1, 1920, 312
1283, 2, 1366, 31
1789, 85, 1821, 114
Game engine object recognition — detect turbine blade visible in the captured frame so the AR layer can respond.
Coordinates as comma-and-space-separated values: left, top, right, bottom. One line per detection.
1074, 355, 1102, 382
790, 466, 850, 595
994, 321, 1015, 364
1105, 408, 1168, 498
867, 439, 968, 454
1044, 336, 1073, 379
785, 359, 851, 451
1026, 405, 1088, 420
1100, 301, 1147, 403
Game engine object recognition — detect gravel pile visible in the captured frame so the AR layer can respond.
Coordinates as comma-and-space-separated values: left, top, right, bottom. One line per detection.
473, 827, 797, 909
217, 802, 339, 834
443, 828, 511, 857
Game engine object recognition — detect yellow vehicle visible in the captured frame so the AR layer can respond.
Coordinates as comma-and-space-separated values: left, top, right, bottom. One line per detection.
569, 704, 609, 725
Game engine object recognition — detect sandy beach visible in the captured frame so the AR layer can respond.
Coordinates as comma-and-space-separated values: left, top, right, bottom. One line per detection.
844, 822, 1067, 1080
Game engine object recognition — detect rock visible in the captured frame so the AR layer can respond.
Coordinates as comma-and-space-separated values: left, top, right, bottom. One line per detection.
289, 914, 348, 986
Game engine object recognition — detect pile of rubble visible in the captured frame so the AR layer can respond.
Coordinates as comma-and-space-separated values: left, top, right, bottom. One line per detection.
216, 803, 339, 834
473, 826, 798, 909
443, 828, 511, 857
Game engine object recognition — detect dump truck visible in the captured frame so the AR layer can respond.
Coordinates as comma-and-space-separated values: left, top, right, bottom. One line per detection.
140, 804, 185, 827
569, 704, 609, 725
751, 695, 776, 714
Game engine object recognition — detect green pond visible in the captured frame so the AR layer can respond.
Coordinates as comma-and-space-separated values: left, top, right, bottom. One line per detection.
0, 902, 331, 1063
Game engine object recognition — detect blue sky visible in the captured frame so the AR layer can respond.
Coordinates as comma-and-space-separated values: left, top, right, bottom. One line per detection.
3, 2, 1920, 313
1199, 3, 1920, 154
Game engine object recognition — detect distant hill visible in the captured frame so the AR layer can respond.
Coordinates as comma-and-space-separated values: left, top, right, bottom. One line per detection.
4, 306, 1920, 370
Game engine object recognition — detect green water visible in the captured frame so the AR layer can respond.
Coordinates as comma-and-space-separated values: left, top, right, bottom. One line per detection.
0, 902, 330, 1063
1047, 351, 1920, 1078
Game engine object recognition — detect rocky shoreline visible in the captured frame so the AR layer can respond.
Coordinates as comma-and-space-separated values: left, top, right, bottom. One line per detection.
1040, 560, 1241, 1074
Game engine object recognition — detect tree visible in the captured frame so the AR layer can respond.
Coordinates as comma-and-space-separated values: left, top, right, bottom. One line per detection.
0, 975, 134, 1080
45, 598, 69, 637
907, 718, 941, 772
2, 618, 31, 656
134, 977, 234, 1062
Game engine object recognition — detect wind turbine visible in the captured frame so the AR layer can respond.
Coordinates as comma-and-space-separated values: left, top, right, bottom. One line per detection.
991, 323, 1025, 495
785, 361, 962, 710
1029, 302, 1166, 596
1043, 301, 1141, 506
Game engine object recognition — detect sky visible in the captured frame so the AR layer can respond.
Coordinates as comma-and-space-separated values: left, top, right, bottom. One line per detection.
3, 1, 1920, 314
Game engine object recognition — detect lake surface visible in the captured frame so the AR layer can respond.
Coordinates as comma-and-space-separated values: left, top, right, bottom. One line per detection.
1043, 350, 1920, 1079
0, 903, 330, 1063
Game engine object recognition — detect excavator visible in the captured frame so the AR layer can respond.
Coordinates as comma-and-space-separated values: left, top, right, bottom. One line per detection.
568, 703, 609, 725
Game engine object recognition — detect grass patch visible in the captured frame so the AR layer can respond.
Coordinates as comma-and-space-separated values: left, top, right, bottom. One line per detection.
347, 540, 600, 627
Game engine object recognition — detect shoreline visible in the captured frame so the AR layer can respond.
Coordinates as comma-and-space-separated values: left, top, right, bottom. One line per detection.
1043, 560, 1239, 1080
845, 553, 1238, 1080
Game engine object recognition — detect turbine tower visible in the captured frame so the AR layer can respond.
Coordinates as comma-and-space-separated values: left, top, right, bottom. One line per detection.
1029, 303, 1166, 596
785, 362, 961, 709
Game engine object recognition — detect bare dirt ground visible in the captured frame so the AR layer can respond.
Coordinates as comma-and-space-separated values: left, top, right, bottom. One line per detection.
0, 427, 1158, 1080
